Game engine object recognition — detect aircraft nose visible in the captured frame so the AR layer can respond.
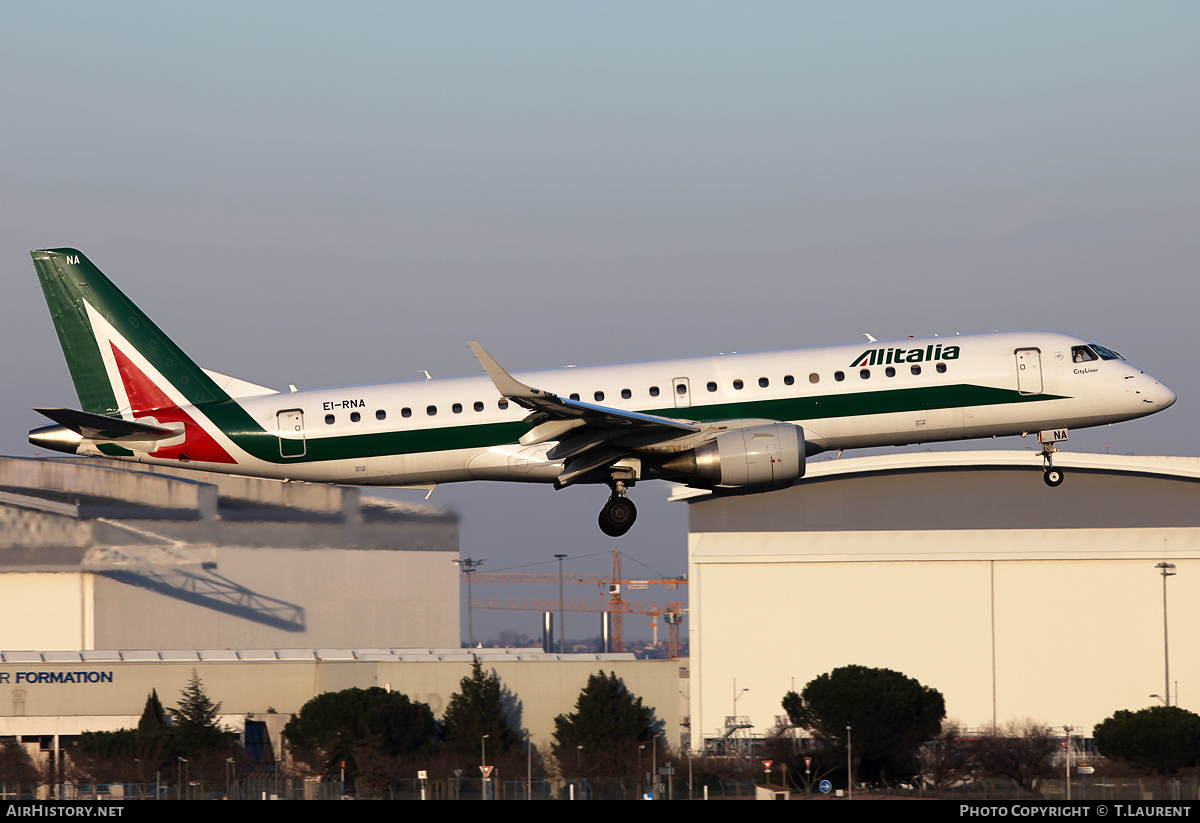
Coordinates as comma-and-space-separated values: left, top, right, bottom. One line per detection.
1158, 381, 1177, 410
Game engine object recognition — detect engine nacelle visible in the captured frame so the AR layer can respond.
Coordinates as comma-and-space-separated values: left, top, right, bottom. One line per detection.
685, 422, 806, 490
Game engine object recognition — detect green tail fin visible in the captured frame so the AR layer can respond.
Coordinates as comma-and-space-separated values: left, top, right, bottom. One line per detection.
30, 248, 229, 415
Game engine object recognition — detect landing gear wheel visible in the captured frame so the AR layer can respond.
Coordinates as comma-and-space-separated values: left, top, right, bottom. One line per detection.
1044, 468, 1064, 487
598, 496, 637, 537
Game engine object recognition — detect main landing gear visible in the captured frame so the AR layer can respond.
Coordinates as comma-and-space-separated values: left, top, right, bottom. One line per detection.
1039, 429, 1067, 488
598, 479, 637, 537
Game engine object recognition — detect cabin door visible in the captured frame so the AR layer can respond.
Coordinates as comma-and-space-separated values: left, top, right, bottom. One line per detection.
277, 409, 306, 457
1015, 349, 1043, 395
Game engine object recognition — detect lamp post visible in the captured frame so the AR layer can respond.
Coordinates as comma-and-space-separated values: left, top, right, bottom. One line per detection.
452, 557, 486, 647
555, 553, 568, 653
1063, 726, 1072, 801
732, 679, 749, 757
176, 757, 188, 801
481, 733, 490, 800
846, 725, 852, 801
1156, 562, 1176, 705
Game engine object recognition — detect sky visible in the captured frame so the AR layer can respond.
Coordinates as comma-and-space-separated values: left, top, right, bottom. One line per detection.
1, 3, 1197, 645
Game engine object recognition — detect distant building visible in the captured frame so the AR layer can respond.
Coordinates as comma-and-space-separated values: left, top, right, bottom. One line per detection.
683, 451, 1200, 749
0, 457, 459, 650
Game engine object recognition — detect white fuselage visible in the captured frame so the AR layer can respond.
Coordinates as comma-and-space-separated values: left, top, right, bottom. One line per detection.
79, 331, 1175, 488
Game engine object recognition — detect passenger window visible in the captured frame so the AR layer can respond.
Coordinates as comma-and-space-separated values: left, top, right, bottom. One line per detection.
350, 412, 361, 423
707, 381, 717, 392
474, 401, 484, 412
376, 410, 386, 421
910, 365, 921, 376
676, 383, 687, 396
784, 375, 794, 386
570, 393, 580, 401
325, 414, 335, 425
594, 391, 605, 402
452, 403, 463, 414
402, 407, 412, 418
427, 405, 437, 415
759, 377, 769, 388
621, 388, 631, 399
936, 363, 947, 374
835, 371, 845, 382
733, 380, 744, 390
860, 369, 870, 379
649, 386, 660, 397
885, 367, 895, 377
809, 373, 819, 384
498, 399, 509, 410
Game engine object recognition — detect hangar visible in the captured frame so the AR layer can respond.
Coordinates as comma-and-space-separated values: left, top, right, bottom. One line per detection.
0, 456, 459, 650
683, 450, 1200, 749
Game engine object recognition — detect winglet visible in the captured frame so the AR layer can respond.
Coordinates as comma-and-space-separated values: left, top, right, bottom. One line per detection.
468, 342, 543, 399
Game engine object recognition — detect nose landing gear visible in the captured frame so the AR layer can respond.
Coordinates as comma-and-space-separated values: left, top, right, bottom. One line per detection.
598, 479, 637, 537
1039, 429, 1068, 487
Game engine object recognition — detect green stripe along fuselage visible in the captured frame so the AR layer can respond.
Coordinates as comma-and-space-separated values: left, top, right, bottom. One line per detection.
217, 382, 1069, 466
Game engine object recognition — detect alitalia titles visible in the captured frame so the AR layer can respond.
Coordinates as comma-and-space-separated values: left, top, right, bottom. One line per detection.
851, 345, 961, 368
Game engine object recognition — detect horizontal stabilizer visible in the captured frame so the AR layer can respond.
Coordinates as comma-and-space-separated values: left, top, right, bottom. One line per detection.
34, 408, 176, 441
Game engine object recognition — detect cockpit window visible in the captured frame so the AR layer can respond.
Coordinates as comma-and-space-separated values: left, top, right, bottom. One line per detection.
1092, 345, 1123, 361
1071, 346, 1099, 363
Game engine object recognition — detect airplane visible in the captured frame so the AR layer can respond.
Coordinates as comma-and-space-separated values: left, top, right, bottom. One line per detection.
27, 248, 1176, 537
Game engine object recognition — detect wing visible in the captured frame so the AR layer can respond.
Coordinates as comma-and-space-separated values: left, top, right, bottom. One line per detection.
469, 342, 700, 485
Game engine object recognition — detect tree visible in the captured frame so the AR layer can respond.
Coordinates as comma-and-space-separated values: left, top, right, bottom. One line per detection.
783, 665, 945, 785
284, 687, 438, 795
442, 657, 520, 758
138, 688, 168, 736
921, 721, 980, 793
169, 670, 233, 757
0, 740, 39, 796
68, 690, 174, 785
1094, 706, 1200, 792
552, 671, 660, 779
975, 720, 1060, 795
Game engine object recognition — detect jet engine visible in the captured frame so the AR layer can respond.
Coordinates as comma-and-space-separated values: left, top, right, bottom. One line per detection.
664, 422, 806, 491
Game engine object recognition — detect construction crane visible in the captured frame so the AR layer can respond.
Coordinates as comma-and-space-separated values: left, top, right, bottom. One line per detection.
462, 548, 687, 657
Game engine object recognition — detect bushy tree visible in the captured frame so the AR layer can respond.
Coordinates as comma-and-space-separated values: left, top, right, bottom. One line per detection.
552, 671, 660, 779
69, 690, 175, 784
284, 686, 438, 795
783, 664, 944, 785
169, 670, 234, 757
1094, 706, 1200, 789
138, 688, 167, 736
442, 657, 519, 758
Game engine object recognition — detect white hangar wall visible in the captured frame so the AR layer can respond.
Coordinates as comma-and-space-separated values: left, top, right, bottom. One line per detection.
685, 451, 1200, 745
0, 457, 460, 651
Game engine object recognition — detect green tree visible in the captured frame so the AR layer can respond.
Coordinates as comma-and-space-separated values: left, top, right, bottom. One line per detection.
552, 671, 659, 779
1094, 706, 1200, 791
138, 688, 167, 735
69, 690, 175, 785
442, 657, 519, 758
284, 687, 438, 795
783, 664, 944, 786
169, 670, 234, 757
